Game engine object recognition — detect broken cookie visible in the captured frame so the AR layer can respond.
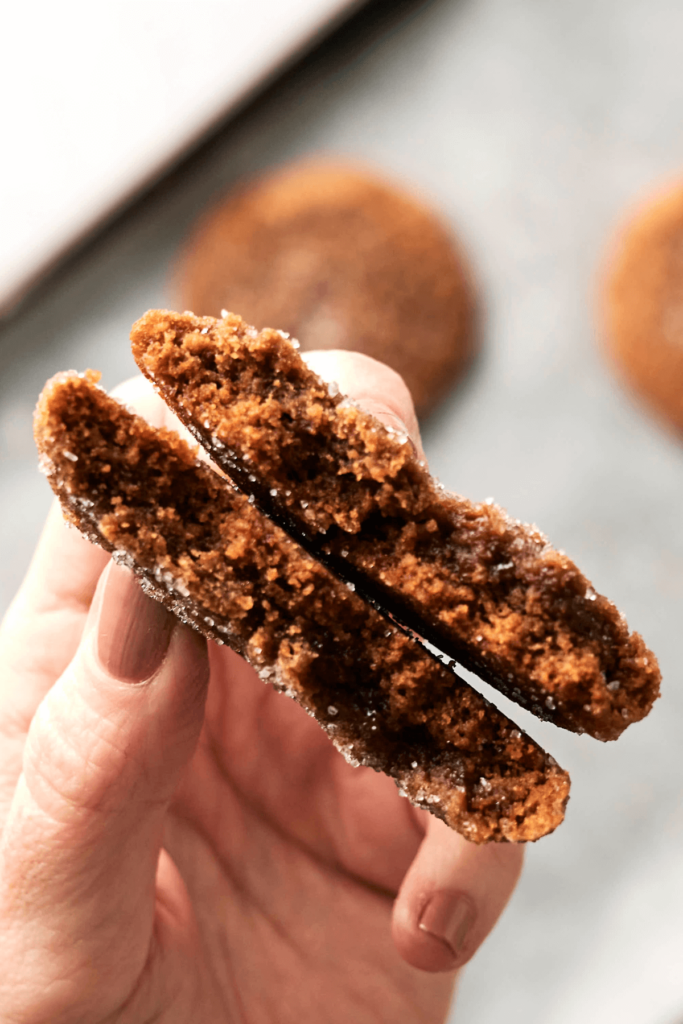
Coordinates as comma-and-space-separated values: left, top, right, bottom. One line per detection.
131, 308, 660, 742
34, 370, 570, 843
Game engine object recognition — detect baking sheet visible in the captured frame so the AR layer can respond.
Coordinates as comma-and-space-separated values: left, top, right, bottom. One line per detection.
0, 0, 362, 315
2, 1, 683, 1021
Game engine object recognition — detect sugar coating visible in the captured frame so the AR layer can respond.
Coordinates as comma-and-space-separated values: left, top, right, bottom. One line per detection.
131, 309, 661, 742
34, 370, 570, 844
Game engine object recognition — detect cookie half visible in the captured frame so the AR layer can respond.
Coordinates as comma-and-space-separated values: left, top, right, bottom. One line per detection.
174, 160, 477, 417
132, 308, 661, 742
34, 370, 570, 843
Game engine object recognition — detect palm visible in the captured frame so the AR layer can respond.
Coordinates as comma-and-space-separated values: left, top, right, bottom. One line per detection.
153, 646, 453, 1022
0, 552, 452, 1024
0, 370, 520, 1024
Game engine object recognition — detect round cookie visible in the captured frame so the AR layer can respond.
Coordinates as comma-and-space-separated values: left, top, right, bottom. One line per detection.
174, 160, 477, 418
604, 181, 683, 434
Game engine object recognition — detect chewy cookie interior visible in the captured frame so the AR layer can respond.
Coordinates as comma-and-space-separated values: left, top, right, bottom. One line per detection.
131, 308, 661, 742
34, 370, 571, 844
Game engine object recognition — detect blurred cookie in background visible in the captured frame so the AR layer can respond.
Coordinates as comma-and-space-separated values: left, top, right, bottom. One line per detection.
174, 159, 477, 418
603, 180, 683, 435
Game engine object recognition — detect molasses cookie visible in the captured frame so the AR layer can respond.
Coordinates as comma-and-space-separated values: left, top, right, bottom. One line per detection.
604, 181, 683, 433
174, 160, 476, 417
34, 370, 570, 843
132, 308, 661, 742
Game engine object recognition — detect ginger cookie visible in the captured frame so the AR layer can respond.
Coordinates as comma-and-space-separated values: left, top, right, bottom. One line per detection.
35, 370, 570, 843
604, 180, 683, 433
131, 309, 661, 742
174, 160, 477, 417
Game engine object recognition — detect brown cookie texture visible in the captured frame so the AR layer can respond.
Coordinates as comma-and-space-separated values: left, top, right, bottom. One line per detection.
34, 370, 570, 844
174, 160, 477, 418
131, 309, 661, 742
604, 181, 683, 434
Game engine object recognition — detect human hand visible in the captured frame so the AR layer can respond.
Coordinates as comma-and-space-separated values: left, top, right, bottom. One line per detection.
0, 353, 523, 1023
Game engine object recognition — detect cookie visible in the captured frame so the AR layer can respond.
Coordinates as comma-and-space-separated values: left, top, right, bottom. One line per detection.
34, 370, 570, 843
604, 181, 683, 433
131, 308, 661, 742
174, 160, 477, 417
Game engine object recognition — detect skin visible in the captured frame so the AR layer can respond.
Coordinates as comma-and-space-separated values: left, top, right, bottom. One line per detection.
0, 352, 523, 1024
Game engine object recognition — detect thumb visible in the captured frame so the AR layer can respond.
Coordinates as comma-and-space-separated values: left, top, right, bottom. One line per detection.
0, 562, 209, 1015
392, 814, 524, 972
303, 349, 424, 458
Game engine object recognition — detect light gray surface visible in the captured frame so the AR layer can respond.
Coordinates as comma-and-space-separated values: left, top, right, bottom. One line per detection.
2, 1, 683, 1021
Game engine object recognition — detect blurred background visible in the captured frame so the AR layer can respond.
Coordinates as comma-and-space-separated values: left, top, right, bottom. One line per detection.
1, 1, 682, 1020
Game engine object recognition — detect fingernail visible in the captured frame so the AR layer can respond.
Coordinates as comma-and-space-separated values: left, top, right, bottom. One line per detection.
418, 892, 475, 961
96, 563, 176, 683
357, 401, 420, 457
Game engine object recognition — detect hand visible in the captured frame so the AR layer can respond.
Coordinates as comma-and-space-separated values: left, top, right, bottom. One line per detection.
0, 353, 523, 1024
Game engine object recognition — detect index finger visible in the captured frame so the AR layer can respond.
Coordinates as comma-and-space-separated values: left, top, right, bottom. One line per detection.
1, 374, 172, 679
2, 376, 170, 673
0, 378, 169, 804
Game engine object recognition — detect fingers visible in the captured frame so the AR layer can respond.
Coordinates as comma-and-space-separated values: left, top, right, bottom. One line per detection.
111, 373, 173, 429
305, 351, 523, 973
304, 356, 518, 971
0, 562, 209, 1015
303, 350, 424, 457
0, 377, 172, 820
392, 814, 524, 972
0, 499, 108, 690
112, 373, 196, 443
0, 375, 167, 721
0, 503, 110, 823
